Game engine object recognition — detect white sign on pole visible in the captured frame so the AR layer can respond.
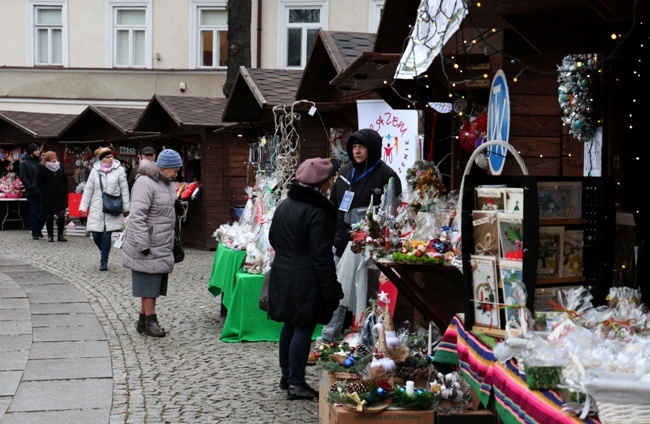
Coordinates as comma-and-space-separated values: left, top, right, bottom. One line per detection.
356, 99, 419, 192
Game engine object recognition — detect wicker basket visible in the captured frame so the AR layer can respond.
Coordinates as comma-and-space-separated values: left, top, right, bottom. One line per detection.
585, 371, 650, 424
596, 401, 650, 424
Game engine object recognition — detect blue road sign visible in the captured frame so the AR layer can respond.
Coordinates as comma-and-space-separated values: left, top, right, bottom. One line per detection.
487, 69, 510, 175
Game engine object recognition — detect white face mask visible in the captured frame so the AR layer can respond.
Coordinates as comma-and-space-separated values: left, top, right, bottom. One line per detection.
45, 160, 60, 172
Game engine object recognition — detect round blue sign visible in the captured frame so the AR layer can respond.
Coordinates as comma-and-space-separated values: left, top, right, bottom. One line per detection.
487, 69, 510, 175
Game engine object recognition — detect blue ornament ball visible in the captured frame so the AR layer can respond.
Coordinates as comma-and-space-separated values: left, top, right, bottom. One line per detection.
343, 358, 355, 368
571, 119, 584, 131
377, 387, 387, 397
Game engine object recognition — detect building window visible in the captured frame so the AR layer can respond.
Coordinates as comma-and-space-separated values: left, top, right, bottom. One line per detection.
369, 0, 384, 32
278, 1, 327, 69
107, 1, 152, 68
29, 1, 68, 67
190, 2, 228, 69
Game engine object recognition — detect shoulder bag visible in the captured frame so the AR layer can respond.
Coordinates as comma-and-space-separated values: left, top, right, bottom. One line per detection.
98, 173, 123, 216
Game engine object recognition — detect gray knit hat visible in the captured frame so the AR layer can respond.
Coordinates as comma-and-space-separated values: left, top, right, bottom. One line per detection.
156, 149, 182, 168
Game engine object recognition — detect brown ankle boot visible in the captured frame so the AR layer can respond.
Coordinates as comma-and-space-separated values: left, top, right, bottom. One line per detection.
145, 314, 166, 337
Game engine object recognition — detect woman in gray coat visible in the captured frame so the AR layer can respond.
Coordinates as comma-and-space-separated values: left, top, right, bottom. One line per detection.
79, 147, 130, 271
121, 149, 182, 338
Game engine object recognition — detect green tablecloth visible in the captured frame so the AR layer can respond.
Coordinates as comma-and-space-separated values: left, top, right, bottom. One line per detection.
207, 244, 246, 305
220, 270, 323, 343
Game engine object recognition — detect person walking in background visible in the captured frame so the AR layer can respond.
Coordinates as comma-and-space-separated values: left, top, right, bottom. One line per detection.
268, 158, 343, 401
128, 146, 156, 191
121, 149, 183, 338
19, 143, 45, 240
37, 151, 69, 242
317, 128, 403, 344
79, 147, 130, 271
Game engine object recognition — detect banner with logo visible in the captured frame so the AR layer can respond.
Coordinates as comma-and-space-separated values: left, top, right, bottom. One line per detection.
356, 99, 419, 192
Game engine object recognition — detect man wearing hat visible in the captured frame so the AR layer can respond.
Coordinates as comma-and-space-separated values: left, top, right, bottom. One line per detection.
267, 157, 343, 400
128, 146, 156, 191
19, 143, 46, 240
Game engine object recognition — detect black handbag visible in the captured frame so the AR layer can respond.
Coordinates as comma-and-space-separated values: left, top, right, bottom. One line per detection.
173, 230, 185, 263
98, 173, 123, 216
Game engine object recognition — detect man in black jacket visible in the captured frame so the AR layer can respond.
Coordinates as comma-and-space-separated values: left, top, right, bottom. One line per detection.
128, 146, 156, 192
19, 143, 45, 240
317, 128, 402, 344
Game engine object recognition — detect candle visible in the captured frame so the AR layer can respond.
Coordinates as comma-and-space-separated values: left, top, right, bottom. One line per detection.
427, 322, 432, 356
405, 380, 415, 396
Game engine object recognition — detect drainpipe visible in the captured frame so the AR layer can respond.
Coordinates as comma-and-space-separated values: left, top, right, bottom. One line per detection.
256, 0, 262, 68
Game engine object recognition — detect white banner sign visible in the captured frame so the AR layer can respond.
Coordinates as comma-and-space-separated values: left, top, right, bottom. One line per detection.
356, 99, 419, 192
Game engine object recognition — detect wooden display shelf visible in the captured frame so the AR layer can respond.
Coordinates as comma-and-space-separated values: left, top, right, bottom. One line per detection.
536, 276, 587, 286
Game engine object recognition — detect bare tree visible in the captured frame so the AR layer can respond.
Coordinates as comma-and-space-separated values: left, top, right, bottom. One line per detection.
223, 0, 252, 97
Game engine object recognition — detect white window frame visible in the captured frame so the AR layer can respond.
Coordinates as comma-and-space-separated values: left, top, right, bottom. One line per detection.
106, 0, 152, 68
27, 0, 68, 67
189, 0, 228, 70
368, 0, 384, 33
277, 0, 327, 69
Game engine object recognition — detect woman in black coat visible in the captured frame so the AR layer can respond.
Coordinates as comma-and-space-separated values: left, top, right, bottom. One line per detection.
268, 158, 343, 401
37, 151, 69, 242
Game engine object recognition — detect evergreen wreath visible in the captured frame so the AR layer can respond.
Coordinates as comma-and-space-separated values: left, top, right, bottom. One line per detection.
557, 54, 599, 142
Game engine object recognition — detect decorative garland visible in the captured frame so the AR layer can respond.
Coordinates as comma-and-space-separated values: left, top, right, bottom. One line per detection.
557, 54, 599, 142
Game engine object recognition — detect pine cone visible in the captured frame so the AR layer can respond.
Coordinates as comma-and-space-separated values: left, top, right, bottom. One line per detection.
355, 344, 371, 357
346, 379, 372, 394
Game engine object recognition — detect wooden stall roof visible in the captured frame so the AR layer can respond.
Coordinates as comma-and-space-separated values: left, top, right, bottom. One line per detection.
0, 110, 76, 142
331, 0, 650, 108
296, 29, 375, 102
133, 95, 229, 135
58, 105, 150, 142
221, 67, 303, 123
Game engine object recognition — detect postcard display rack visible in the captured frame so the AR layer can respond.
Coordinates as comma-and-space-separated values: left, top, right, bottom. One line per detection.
460, 175, 615, 337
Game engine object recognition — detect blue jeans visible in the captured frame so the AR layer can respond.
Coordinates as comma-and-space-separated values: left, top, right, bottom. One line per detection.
26, 195, 45, 237
279, 322, 316, 386
91, 231, 112, 265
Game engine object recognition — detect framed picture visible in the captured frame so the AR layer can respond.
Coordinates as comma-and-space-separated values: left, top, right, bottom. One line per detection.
537, 226, 564, 279
470, 255, 500, 328
475, 186, 506, 211
472, 210, 499, 256
562, 230, 584, 277
499, 259, 526, 326
538, 181, 582, 219
497, 212, 524, 260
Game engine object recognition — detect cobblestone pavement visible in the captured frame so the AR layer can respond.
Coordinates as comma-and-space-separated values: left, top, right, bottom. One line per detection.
0, 230, 320, 424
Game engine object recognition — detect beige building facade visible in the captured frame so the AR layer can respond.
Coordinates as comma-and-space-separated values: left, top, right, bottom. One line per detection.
0, 0, 383, 113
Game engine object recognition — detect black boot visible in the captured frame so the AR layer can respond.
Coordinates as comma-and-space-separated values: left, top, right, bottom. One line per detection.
145, 314, 166, 337
48, 235, 54, 242
136, 313, 146, 334
287, 382, 318, 400
57, 232, 67, 242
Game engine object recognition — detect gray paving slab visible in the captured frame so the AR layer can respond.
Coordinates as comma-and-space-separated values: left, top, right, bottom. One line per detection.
0, 351, 29, 371
0, 371, 22, 396
0, 399, 9, 418
31, 313, 95, 327
32, 324, 106, 342
23, 358, 112, 380
0, 335, 31, 352
0, 408, 111, 424
0, 289, 24, 298
0, 299, 29, 310
0, 321, 30, 336
30, 340, 109, 360
29, 303, 93, 315
26, 291, 88, 304
0, 309, 30, 321
9, 379, 113, 411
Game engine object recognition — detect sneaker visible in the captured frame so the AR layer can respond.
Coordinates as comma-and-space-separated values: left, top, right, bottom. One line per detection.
279, 375, 289, 390
287, 382, 318, 401
100, 263, 108, 271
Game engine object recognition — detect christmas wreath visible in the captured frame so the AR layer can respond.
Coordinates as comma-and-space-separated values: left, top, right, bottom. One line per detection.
557, 54, 599, 142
